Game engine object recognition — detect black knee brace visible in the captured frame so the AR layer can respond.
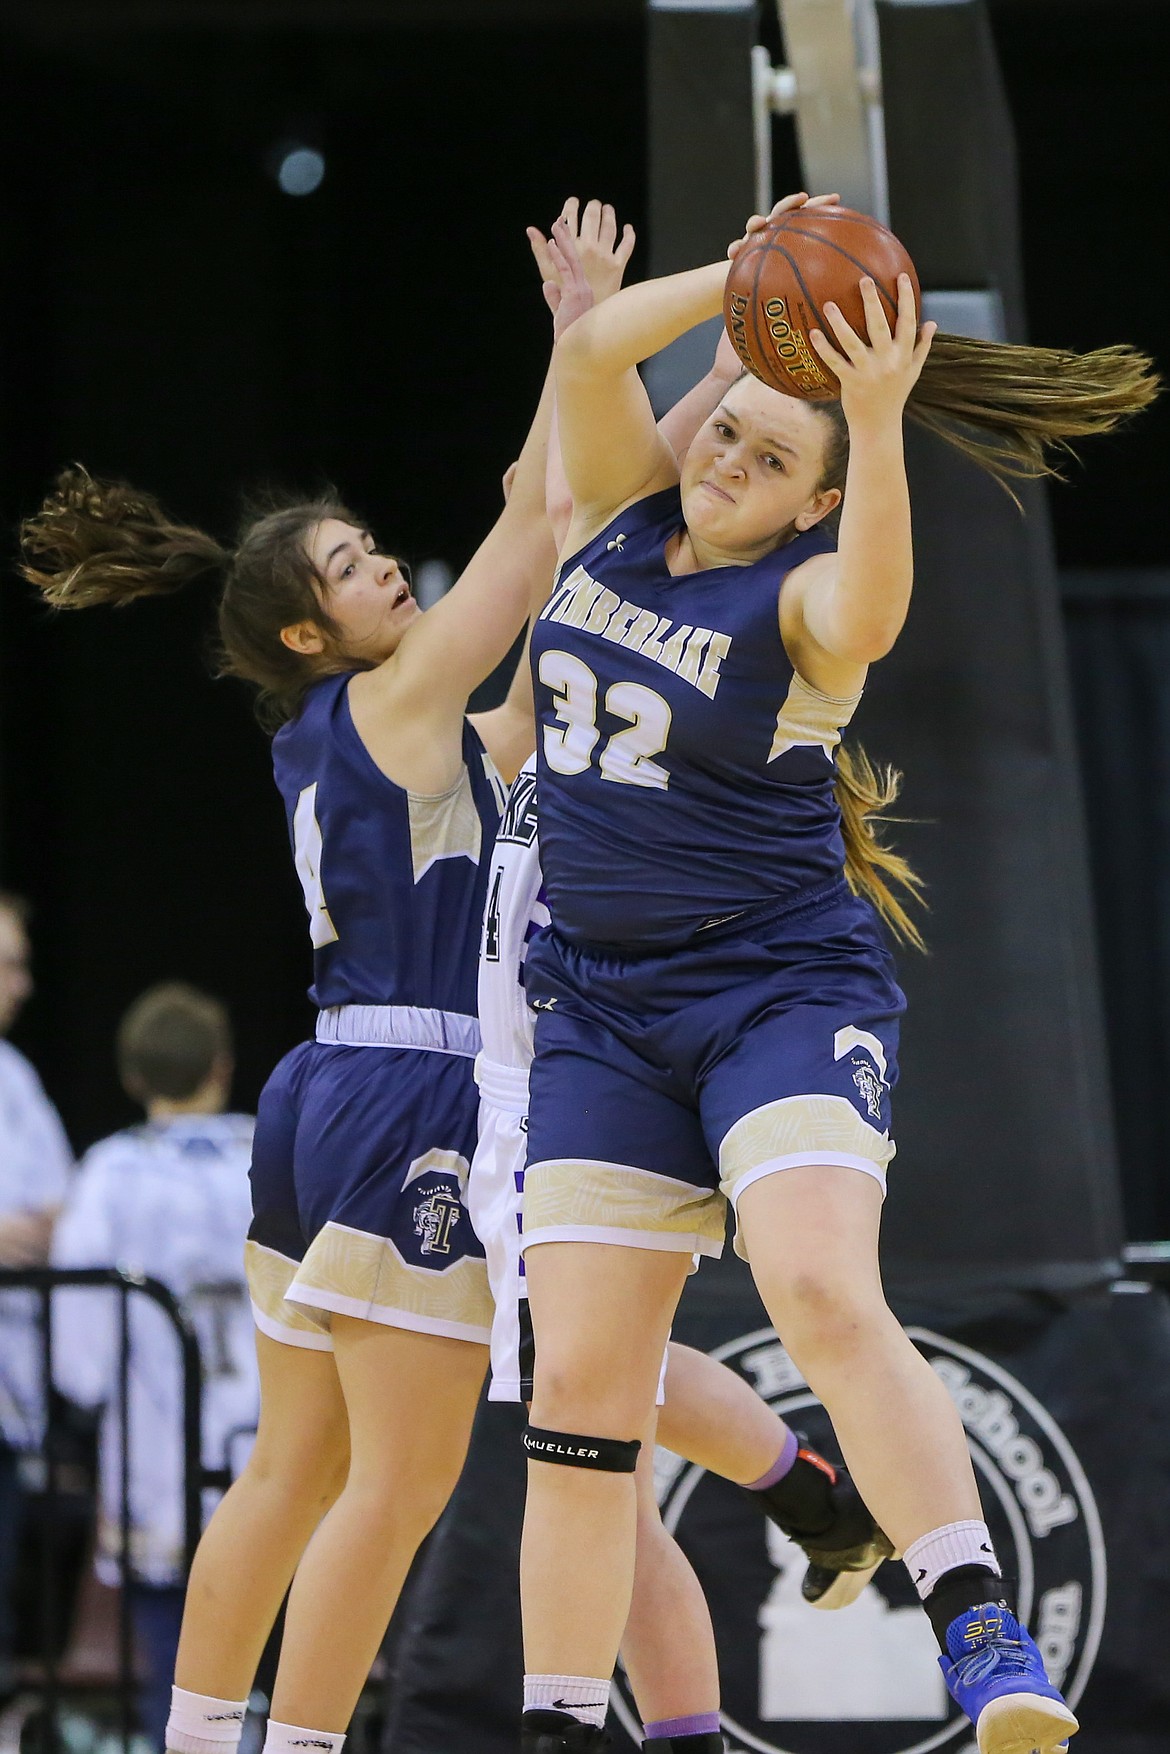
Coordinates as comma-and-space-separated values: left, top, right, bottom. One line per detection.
522, 1424, 641, 1472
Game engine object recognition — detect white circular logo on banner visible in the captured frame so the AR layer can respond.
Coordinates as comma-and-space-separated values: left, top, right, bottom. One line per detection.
611, 1327, 1105, 1754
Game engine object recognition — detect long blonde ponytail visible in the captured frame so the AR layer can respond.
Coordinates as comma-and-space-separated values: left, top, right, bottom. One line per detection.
834, 745, 925, 950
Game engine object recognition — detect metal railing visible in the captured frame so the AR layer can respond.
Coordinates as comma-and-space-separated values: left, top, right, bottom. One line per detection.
0, 1266, 206, 1754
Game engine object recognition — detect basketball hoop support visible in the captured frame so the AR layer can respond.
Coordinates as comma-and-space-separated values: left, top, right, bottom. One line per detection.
757, 0, 888, 223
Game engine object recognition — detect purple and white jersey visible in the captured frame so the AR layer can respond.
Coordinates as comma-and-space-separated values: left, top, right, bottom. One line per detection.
477, 756, 546, 1072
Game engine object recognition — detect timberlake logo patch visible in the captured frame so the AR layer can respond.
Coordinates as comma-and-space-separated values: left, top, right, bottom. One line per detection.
539, 563, 732, 700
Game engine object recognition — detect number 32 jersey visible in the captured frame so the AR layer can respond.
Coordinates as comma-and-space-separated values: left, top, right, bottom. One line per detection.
530, 486, 857, 950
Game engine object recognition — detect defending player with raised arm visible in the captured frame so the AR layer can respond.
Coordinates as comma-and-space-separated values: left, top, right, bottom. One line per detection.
514, 194, 1156, 1754
18, 217, 568, 1754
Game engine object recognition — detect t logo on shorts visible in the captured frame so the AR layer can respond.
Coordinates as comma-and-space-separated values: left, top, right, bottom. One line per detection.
414, 1189, 462, 1256
833, 1025, 890, 1123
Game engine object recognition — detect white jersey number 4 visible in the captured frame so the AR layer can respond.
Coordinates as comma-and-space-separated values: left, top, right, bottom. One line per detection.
538, 650, 672, 791
292, 783, 340, 948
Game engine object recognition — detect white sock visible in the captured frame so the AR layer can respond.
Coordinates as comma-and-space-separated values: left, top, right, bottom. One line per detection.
904, 1520, 1001, 1600
261, 1725, 343, 1754
523, 1674, 611, 1730
262, 1723, 345, 1754
166, 1688, 249, 1754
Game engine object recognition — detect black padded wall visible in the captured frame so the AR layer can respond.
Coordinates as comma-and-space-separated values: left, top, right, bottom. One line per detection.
869, 0, 1123, 1285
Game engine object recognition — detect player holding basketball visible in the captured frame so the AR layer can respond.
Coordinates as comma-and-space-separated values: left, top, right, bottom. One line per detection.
515, 192, 1156, 1754
18, 230, 568, 1754
470, 228, 893, 1752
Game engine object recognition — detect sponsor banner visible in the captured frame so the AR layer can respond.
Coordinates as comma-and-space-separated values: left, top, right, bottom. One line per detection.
382, 1286, 1170, 1754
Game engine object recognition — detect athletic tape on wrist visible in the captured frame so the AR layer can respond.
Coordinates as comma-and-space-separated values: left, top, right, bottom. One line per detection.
523, 1424, 641, 1473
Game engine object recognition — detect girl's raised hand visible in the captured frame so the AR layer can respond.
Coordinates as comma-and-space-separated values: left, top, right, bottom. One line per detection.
527, 196, 636, 333
543, 211, 596, 343
809, 273, 936, 425
575, 197, 636, 301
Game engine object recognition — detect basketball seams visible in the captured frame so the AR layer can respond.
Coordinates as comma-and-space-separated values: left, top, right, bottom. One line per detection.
775, 218, 906, 325
770, 240, 830, 343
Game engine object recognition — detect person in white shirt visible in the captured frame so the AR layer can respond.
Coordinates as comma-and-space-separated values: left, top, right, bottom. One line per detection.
52, 984, 259, 1752
0, 890, 74, 1695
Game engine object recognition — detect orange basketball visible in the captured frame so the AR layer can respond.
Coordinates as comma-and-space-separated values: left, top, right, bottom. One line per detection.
723, 205, 921, 401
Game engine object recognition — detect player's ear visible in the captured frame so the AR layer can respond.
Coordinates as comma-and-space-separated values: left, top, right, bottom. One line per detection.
280, 619, 327, 656
795, 486, 842, 531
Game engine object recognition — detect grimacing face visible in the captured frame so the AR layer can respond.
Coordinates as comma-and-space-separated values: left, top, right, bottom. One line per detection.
0, 905, 32, 1037
679, 376, 841, 563
285, 518, 420, 665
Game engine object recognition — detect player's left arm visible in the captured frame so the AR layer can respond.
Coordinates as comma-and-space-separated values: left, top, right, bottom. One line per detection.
468, 619, 537, 786
786, 275, 936, 680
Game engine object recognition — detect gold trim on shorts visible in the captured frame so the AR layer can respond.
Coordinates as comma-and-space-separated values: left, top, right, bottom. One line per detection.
245, 1240, 334, 1351
283, 1220, 493, 1344
522, 1159, 726, 1257
718, 1093, 896, 1256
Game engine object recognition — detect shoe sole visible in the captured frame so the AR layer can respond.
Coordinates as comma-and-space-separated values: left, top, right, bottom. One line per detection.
803, 1554, 886, 1610
976, 1692, 1079, 1754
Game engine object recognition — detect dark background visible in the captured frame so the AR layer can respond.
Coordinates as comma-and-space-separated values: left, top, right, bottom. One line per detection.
1, 0, 1168, 1230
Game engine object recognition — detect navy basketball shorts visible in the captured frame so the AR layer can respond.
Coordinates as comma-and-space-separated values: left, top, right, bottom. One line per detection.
523, 877, 906, 1263
245, 1040, 492, 1350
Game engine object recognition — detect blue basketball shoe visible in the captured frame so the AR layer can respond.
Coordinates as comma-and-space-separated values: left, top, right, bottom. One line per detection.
939, 1603, 1078, 1754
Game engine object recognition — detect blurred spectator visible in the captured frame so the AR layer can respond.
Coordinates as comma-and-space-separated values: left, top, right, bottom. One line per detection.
0, 890, 74, 1697
52, 984, 259, 1750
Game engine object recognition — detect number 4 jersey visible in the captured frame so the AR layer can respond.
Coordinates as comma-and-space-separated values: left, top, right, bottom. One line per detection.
530, 486, 857, 950
272, 672, 504, 1012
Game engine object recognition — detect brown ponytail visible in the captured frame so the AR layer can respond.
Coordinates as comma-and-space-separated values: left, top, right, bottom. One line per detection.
20, 467, 227, 608
834, 745, 925, 951
19, 466, 360, 729
803, 333, 1160, 502
907, 333, 1159, 491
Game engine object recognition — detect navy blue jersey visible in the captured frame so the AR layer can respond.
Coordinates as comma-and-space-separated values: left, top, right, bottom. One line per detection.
273, 673, 504, 1011
530, 487, 853, 949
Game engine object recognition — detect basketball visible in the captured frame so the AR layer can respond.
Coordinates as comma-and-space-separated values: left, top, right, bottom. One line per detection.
723, 204, 922, 401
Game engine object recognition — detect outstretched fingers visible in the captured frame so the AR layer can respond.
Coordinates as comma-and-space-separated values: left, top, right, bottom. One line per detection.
893, 273, 918, 347
858, 277, 894, 348
551, 214, 587, 280
548, 214, 597, 338
912, 321, 938, 370
526, 225, 556, 278
578, 196, 604, 248
818, 299, 869, 367
728, 192, 841, 259
808, 324, 849, 381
